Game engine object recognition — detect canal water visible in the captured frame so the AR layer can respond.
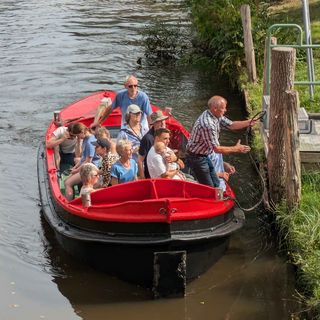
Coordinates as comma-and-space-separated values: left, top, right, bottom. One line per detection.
0, 0, 304, 319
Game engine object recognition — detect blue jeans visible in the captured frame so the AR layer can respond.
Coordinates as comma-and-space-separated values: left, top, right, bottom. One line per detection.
208, 152, 226, 191
186, 154, 220, 187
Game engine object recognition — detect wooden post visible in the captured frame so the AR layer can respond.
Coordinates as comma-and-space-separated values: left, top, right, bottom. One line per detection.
267, 47, 296, 206
240, 5, 257, 83
285, 90, 301, 210
263, 37, 277, 96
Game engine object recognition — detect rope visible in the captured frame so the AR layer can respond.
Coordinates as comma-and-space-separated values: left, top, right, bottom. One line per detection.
225, 111, 268, 212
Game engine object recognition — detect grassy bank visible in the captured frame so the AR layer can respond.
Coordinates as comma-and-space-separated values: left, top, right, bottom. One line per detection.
247, 1, 320, 315
187, 0, 320, 315
244, 1, 320, 314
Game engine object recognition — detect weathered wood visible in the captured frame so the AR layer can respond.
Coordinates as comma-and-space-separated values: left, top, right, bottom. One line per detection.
284, 90, 301, 210
267, 47, 296, 206
153, 251, 186, 298
263, 37, 277, 95
240, 5, 257, 83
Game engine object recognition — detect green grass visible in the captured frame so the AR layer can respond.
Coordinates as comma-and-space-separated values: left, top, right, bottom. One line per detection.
276, 170, 320, 311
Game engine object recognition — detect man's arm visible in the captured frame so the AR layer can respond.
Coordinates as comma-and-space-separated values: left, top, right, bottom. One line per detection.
227, 119, 257, 130
46, 132, 68, 149
91, 98, 113, 128
214, 139, 251, 154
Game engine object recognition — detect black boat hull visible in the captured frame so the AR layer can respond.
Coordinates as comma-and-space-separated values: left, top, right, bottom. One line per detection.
38, 142, 245, 287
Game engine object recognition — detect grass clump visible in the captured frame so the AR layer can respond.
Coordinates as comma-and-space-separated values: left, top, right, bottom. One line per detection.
276, 170, 320, 311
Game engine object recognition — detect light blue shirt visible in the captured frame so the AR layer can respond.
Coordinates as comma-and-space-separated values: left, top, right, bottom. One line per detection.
111, 159, 138, 184
112, 89, 152, 131
80, 135, 100, 167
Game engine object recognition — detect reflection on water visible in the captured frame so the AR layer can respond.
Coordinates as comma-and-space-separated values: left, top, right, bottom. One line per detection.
0, 0, 305, 319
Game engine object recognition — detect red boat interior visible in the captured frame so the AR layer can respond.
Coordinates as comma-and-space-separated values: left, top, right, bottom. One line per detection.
45, 91, 235, 223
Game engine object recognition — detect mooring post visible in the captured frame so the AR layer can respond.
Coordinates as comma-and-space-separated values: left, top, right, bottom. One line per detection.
240, 4, 257, 84
284, 90, 301, 210
263, 37, 277, 96
267, 47, 297, 206
153, 251, 186, 299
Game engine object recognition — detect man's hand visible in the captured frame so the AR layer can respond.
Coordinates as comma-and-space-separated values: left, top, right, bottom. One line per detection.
234, 139, 251, 153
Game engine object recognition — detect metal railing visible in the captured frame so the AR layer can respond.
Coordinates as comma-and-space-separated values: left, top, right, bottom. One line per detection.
265, 23, 320, 98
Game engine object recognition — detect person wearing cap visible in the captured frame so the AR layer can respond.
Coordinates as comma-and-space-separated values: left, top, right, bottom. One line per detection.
137, 110, 168, 179
116, 104, 148, 162
91, 75, 152, 131
92, 138, 119, 187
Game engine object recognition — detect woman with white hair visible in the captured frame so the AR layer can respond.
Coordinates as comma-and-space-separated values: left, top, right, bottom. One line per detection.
110, 139, 138, 185
116, 104, 148, 162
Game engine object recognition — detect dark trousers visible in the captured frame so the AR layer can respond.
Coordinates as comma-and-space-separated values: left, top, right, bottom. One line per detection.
60, 152, 75, 166
186, 154, 220, 187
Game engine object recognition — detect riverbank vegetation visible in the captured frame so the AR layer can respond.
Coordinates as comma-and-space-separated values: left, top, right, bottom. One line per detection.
185, 0, 320, 315
141, 0, 320, 313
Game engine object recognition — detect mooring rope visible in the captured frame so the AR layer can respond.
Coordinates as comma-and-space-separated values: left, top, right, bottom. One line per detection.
224, 110, 268, 212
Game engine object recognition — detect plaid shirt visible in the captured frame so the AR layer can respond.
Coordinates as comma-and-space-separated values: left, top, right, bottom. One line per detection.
186, 110, 232, 155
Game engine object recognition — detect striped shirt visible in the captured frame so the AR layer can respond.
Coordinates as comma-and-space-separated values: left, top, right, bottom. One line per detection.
186, 110, 232, 155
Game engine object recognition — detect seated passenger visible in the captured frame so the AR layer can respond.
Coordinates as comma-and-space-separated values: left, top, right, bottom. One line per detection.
92, 138, 119, 187
79, 163, 100, 207
138, 110, 168, 179
117, 104, 148, 162
111, 140, 138, 185
154, 141, 186, 180
146, 128, 181, 179
46, 122, 83, 170
64, 124, 100, 201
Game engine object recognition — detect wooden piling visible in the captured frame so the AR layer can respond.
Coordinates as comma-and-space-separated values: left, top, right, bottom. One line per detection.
240, 5, 257, 84
263, 37, 277, 96
285, 90, 301, 209
267, 47, 296, 206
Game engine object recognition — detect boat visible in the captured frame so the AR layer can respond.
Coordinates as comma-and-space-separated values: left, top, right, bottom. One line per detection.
37, 91, 245, 296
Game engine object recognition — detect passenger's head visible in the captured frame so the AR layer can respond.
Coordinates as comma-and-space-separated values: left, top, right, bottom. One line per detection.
154, 141, 167, 155
154, 128, 170, 147
95, 126, 111, 140
91, 138, 111, 157
68, 122, 87, 139
150, 110, 168, 129
116, 139, 132, 158
208, 96, 227, 118
79, 163, 99, 185
125, 104, 142, 123
124, 75, 139, 96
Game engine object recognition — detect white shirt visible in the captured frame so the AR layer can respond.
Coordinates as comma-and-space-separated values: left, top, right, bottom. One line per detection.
53, 126, 77, 154
147, 146, 167, 178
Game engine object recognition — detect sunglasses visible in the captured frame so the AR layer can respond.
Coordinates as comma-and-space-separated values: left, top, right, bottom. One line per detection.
128, 84, 138, 88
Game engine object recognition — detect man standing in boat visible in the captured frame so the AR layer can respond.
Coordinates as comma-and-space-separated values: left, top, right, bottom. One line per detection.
186, 95, 256, 187
91, 75, 153, 131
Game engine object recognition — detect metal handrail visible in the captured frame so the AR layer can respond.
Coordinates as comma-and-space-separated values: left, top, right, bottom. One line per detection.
265, 23, 320, 96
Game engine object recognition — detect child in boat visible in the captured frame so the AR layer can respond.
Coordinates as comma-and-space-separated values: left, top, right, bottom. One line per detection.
79, 163, 100, 207
91, 138, 119, 187
154, 141, 186, 180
